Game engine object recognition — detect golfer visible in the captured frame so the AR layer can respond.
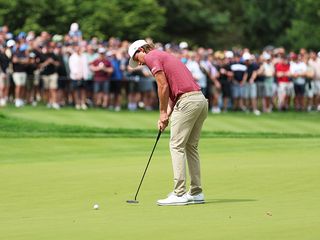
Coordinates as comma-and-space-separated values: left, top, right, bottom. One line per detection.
128, 40, 208, 206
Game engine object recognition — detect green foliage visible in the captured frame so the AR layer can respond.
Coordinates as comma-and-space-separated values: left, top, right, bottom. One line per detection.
0, 0, 320, 50
284, 0, 320, 51
242, 0, 295, 49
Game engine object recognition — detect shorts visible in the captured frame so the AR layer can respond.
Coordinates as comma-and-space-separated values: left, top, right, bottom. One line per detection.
42, 73, 58, 90
94, 81, 110, 94
127, 80, 139, 94
313, 80, 320, 95
13, 72, 27, 86
26, 74, 35, 90
220, 81, 231, 98
256, 81, 265, 98
110, 80, 122, 95
305, 81, 315, 98
85, 80, 93, 92
58, 76, 69, 89
71, 79, 86, 91
138, 77, 154, 92
243, 83, 257, 99
294, 83, 305, 96
232, 82, 245, 98
278, 82, 294, 97
0, 72, 8, 88
264, 81, 274, 97
33, 69, 40, 86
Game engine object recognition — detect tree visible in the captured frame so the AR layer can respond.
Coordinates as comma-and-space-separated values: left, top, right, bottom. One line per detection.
241, 0, 295, 50
157, 0, 236, 48
284, 0, 320, 51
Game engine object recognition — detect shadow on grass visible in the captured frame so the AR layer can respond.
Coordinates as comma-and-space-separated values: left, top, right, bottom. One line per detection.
205, 199, 257, 204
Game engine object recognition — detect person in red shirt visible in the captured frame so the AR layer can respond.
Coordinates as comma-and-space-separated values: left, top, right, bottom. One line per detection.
275, 56, 293, 110
128, 40, 208, 206
90, 47, 113, 108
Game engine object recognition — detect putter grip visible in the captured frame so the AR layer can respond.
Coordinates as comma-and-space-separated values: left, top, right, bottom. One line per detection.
156, 129, 162, 141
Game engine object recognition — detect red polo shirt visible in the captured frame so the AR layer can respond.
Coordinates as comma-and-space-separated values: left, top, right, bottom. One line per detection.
275, 62, 290, 83
145, 49, 200, 103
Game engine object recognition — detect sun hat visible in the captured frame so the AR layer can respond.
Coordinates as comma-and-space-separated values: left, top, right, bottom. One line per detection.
128, 39, 148, 68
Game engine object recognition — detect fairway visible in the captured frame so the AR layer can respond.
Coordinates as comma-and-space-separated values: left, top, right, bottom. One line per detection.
0, 107, 320, 240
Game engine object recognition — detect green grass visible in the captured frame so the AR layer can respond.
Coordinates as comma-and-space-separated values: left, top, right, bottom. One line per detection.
1, 106, 320, 138
0, 107, 320, 239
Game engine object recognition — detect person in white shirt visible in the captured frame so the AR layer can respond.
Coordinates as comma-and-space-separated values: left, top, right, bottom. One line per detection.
186, 52, 207, 95
69, 45, 89, 110
290, 54, 307, 111
308, 51, 320, 111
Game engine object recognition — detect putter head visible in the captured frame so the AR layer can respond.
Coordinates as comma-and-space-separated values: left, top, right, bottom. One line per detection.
126, 200, 139, 204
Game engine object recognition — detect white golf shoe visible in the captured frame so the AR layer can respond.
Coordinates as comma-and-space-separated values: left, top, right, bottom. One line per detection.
186, 192, 205, 204
157, 192, 188, 206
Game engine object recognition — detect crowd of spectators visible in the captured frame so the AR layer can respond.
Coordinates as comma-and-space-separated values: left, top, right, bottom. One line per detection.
1, 23, 320, 114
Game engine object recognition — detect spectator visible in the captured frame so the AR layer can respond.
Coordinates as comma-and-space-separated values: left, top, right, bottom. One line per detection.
243, 52, 260, 115
186, 52, 207, 95
304, 55, 315, 112
230, 52, 247, 111
308, 51, 320, 111
0, 46, 10, 107
137, 65, 155, 111
217, 52, 233, 112
108, 50, 125, 111
83, 44, 98, 106
258, 53, 275, 112
202, 53, 220, 113
25, 51, 39, 105
90, 47, 113, 108
68, 23, 82, 40
12, 44, 28, 107
126, 64, 143, 111
39, 44, 60, 109
290, 53, 307, 111
275, 55, 293, 111
69, 45, 89, 110
55, 44, 70, 107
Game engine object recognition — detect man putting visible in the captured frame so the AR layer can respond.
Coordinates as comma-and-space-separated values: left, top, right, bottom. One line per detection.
128, 40, 208, 206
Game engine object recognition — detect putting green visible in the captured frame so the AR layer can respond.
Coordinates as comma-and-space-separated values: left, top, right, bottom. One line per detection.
0, 137, 319, 240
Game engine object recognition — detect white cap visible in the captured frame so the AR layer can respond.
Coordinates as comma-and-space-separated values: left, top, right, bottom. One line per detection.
70, 22, 79, 32
179, 41, 188, 49
263, 52, 271, 60
128, 39, 148, 68
225, 51, 234, 58
6, 39, 15, 48
98, 47, 106, 54
242, 52, 251, 61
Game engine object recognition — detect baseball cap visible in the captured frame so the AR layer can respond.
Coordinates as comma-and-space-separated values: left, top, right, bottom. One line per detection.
128, 39, 148, 68
179, 41, 188, 49
262, 52, 271, 60
225, 51, 234, 58
242, 52, 251, 61
98, 47, 106, 54
6, 39, 15, 48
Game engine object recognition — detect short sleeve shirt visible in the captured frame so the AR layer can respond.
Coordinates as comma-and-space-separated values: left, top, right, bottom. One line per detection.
91, 58, 112, 81
144, 49, 200, 103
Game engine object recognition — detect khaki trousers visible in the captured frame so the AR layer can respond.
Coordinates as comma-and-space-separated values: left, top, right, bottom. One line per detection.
170, 92, 208, 196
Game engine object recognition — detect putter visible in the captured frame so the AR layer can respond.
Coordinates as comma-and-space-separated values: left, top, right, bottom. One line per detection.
127, 130, 162, 204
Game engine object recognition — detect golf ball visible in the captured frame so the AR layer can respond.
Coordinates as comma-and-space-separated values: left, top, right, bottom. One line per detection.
93, 204, 99, 210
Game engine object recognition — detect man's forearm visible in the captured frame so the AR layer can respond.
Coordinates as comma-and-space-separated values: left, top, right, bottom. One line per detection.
155, 71, 169, 116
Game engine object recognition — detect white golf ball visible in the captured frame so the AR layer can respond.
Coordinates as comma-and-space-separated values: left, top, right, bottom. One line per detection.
93, 204, 99, 210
